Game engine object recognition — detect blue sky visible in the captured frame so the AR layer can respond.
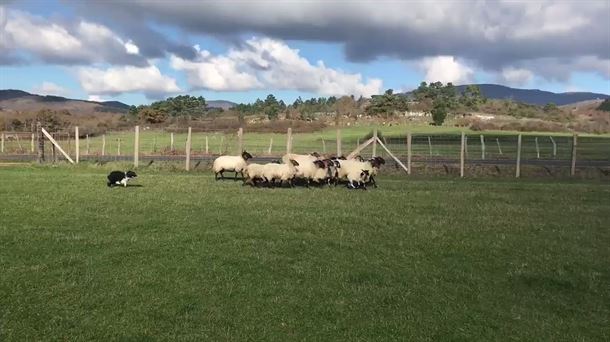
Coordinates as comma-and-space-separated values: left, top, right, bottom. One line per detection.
1, 0, 609, 105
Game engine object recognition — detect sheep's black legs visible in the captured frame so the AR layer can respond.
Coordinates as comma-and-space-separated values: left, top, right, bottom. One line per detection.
370, 176, 377, 188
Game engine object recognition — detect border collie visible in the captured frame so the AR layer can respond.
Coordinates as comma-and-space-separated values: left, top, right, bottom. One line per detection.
107, 170, 137, 187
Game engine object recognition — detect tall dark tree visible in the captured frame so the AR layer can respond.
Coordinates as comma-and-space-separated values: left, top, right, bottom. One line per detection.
264, 94, 280, 120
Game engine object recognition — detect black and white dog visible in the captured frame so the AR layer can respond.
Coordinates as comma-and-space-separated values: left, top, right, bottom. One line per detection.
107, 170, 138, 187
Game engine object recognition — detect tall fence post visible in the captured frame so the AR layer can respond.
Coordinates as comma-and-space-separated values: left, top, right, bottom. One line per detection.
464, 135, 468, 158
535, 137, 540, 159
427, 136, 432, 156
86, 134, 90, 155
268, 137, 273, 155
550, 136, 556, 158
407, 131, 412, 175
516, 134, 522, 178
31, 133, 35, 153
480, 135, 485, 160
75, 126, 79, 163
102, 134, 106, 156
570, 134, 577, 177
134, 125, 139, 168
52, 133, 56, 163
186, 127, 192, 171
496, 138, 503, 155
336, 128, 342, 156
0, 132, 4, 153
205, 135, 209, 154
170, 132, 175, 152
36, 121, 44, 163
372, 128, 378, 157
237, 127, 243, 152
460, 131, 465, 178
287, 128, 292, 154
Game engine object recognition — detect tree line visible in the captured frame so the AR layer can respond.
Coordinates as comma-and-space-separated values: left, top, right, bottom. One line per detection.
120, 83, 488, 125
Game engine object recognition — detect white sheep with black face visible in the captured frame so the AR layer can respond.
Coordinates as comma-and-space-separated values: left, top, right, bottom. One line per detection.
243, 163, 265, 186
262, 159, 300, 187
336, 156, 385, 188
212, 151, 253, 180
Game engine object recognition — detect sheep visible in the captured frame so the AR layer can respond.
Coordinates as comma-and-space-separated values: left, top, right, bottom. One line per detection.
243, 163, 265, 186
335, 156, 385, 188
212, 151, 253, 180
346, 169, 370, 190
262, 159, 300, 187
281, 153, 322, 187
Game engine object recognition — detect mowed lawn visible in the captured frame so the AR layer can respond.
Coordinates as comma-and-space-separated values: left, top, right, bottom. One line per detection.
1, 166, 609, 341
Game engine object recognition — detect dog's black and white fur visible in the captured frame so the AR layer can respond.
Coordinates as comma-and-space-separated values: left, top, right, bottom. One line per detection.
107, 170, 137, 187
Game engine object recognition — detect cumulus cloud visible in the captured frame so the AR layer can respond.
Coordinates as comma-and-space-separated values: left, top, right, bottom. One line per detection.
498, 67, 534, 87
77, 64, 181, 98
72, 0, 610, 81
171, 37, 382, 96
0, 7, 146, 66
31, 81, 70, 97
418, 56, 473, 84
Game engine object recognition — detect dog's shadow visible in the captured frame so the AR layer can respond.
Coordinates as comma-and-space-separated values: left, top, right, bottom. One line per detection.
108, 184, 144, 188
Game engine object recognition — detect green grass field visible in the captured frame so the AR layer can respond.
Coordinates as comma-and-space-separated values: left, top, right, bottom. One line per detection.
1, 165, 609, 340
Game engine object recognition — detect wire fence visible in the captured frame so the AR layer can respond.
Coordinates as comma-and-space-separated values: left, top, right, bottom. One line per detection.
1, 128, 609, 177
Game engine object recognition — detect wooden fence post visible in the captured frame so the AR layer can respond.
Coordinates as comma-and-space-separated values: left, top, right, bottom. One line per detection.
550, 136, 556, 158
102, 134, 106, 156
427, 136, 432, 156
372, 128, 378, 157
535, 137, 540, 159
516, 134, 522, 178
407, 131, 412, 175
464, 135, 468, 158
170, 132, 174, 152
86, 134, 90, 155
36, 122, 44, 163
460, 132, 465, 178
570, 134, 577, 177
336, 128, 341, 156
134, 125, 139, 168
0, 132, 4, 153
186, 127, 192, 171
496, 138, 503, 155
51, 133, 57, 162
205, 135, 209, 154
480, 134, 485, 160
41, 128, 73, 164
75, 126, 79, 163
268, 137, 273, 155
31, 133, 35, 153
237, 127, 243, 152
287, 127, 292, 153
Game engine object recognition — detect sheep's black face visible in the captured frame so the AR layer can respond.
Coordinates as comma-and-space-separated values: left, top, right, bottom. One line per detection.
126, 171, 138, 178
361, 169, 370, 179
242, 151, 253, 160
338, 156, 347, 160
310, 152, 321, 158
290, 159, 299, 166
333, 160, 341, 168
375, 157, 386, 165
355, 155, 364, 162
313, 160, 325, 169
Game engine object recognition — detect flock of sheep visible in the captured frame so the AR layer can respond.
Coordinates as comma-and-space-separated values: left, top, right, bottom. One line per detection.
212, 151, 386, 189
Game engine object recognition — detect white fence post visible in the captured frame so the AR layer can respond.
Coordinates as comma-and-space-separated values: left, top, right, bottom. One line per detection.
516, 134, 522, 178
571, 134, 577, 177
134, 125, 139, 168
75, 126, 79, 163
480, 134, 485, 160
186, 127, 192, 171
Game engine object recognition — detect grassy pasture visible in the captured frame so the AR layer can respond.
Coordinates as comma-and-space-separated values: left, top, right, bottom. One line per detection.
0, 165, 609, 341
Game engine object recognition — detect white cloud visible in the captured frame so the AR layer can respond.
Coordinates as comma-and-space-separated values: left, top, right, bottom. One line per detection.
419, 56, 473, 84
87, 95, 107, 102
1, 7, 145, 65
77, 64, 180, 97
498, 67, 534, 87
171, 37, 383, 97
31, 81, 70, 97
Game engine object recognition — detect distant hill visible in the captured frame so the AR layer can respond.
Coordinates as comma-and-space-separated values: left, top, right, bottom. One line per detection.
0, 89, 129, 116
453, 84, 609, 106
207, 100, 237, 110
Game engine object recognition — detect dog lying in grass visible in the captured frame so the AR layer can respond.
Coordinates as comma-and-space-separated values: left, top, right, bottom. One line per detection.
107, 171, 137, 187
